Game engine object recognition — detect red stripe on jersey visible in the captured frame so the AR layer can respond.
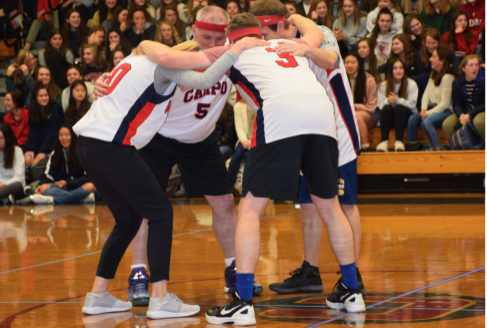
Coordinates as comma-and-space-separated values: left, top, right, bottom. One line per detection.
250, 117, 258, 148
237, 82, 259, 107
122, 102, 156, 146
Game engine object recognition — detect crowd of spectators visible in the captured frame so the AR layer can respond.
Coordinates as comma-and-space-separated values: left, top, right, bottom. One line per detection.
0, 0, 485, 201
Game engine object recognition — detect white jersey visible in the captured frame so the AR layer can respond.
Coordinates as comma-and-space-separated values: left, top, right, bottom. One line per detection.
157, 74, 232, 143
74, 54, 176, 149
301, 26, 361, 166
229, 39, 336, 147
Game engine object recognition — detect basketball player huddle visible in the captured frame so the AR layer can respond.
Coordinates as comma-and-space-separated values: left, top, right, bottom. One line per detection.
73, 0, 366, 325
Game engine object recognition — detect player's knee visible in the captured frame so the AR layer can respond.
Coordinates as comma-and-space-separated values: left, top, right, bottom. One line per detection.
83, 183, 96, 192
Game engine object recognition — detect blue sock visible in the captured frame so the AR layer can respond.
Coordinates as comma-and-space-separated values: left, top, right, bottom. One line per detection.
236, 273, 254, 301
340, 263, 358, 290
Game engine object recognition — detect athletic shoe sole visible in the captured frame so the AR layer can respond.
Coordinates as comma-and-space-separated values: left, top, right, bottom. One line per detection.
130, 297, 149, 307
146, 309, 200, 319
326, 298, 366, 313
82, 306, 132, 315
269, 284, 323, 294
205, 313, 256, 326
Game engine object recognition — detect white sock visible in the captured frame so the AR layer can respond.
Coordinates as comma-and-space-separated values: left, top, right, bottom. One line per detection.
224, 257, 235, 267
131, 264, 147, 270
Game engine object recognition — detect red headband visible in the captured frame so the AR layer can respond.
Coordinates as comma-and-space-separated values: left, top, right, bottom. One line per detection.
194, 20, 228, 33
227, 27, 262, 41
257, 15, 285, 26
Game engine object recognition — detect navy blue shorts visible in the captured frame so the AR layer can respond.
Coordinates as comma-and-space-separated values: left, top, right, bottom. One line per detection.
298, 158, 357, 205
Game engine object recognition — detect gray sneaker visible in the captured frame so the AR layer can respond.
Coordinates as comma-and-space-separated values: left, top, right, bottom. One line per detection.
146, 293, 200, 319
82, 292, 132, 315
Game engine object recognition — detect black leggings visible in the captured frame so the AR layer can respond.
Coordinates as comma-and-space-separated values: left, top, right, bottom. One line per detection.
380, 104, 413, 142
0, 182, 24, 200
77, 136, 173, 283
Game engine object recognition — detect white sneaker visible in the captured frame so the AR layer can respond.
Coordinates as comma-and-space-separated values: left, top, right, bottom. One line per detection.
146, 293, 200, 319
82, 292, 132, 315
82, 192, 96, 203
326, 281, 366, 313
376, 140, 389, 152
206, 291, 256, 326
31, 194, 54, 205
360, 143, 370, 151
394, 140, 405, 151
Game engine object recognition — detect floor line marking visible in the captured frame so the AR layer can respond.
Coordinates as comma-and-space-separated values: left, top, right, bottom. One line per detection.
305, 266, 486, 327
0, 210, 301, 275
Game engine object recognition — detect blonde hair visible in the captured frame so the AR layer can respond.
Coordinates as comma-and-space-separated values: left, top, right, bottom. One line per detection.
459, 54, 481, 72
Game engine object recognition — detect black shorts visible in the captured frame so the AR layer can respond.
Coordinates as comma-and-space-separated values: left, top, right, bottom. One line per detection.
242, 134, 338, 200
139, 131, 231, 198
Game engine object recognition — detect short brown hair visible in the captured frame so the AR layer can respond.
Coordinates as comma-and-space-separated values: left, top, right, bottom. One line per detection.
227, 13, 262, 40
248, 0, 289, 31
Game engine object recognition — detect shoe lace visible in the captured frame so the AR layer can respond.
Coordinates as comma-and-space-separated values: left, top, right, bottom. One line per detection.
169, 293, 183, 303
284, 268, 303, 283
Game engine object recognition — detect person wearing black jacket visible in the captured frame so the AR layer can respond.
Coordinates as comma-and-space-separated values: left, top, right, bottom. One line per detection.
33, 124, 96, 204
124, 9, 156, 48
443, 55, 485, 142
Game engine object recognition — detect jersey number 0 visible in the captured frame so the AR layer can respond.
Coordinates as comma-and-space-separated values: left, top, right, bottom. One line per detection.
104, 63, 132, 95
265, 48, 298, 68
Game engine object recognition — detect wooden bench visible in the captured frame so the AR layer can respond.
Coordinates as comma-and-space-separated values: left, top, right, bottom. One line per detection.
367, 128, 448, 149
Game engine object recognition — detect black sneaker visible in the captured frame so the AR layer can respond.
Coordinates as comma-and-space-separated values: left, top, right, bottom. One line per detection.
224, 260, 263, 295
205, 291, 256, 326
335, 268, 366, 295
326, 278, 365, 313
268, 261, 323, 294
405, 141, 423, 151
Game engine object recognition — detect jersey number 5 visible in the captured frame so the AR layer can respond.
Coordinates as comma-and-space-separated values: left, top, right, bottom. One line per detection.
265, 48, 298, 68
104, 63, 132, 95
195, 103, 210, 119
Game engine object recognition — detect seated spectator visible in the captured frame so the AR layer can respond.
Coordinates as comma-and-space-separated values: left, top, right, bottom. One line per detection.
129, 0, 157, 19
459, 0, 484, 36
39, 29, 75, 89
62, 9, 90, 59
107, 50, 126, 70
366, 0, 404, 35
386, 34, 420, 77
403, 14, 425, 52
344, 52, 379, 151
308, 0, 334, 30
418, 28, 442, 74
361, 0, 379, 13
80, 44, 108, 82
228, 99, 255, 191
377, 58, 419, 151
442, 10, 479, 56
59, 0, 93, 28
297, 0, 313, 16
62, 66, 95, 111
5, 50, 36, 103
0, 123, 26, 204
92, 0, 120, 27
125, 9, 157, 47
443, 54, 484, 141
332, 0, 367, 57
408, 48, 457, 150
155, 21, 180, 46
26, 66, 63, 108
3, 90, 30, 148
24, 84, 64, 169
106, 28, 132, 58
357, 37, 382, 83
226, 1, 242, 19
80, 26, 106, 51
369, 8, 397, 62
420, 0, 456, 35
33, 125, 96, 204
238, 0, 250, 12
64, 81, 91, 126
158, 6, 184, 40
24, 0, 61, 50
103, 6, 129, 32
185, 4, 205, 40
177, 0, 209, 26
284, 1, 299, 16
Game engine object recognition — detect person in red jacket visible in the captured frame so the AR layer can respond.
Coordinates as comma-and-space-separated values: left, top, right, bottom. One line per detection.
24, 0, 61, 50
3, 90, 30, 149
459, 0, 484, 36
442, 10, 480, 56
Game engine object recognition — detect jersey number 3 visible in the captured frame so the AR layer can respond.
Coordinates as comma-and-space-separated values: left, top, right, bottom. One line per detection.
104, 63, 132, 95
265, 48, 298, 68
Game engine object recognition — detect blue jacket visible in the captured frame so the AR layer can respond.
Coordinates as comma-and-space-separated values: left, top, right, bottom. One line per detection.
25, 101, 64, 155
452, 70, 485, 118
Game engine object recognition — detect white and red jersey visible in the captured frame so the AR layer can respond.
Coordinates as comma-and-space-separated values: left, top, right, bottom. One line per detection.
229, 39, 336, 147
73, 54, 176, 149
300, 26, 361, 166
157, 74, 232, 143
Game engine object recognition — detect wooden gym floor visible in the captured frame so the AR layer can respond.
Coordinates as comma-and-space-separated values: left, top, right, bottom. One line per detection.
0, 195, 484, 327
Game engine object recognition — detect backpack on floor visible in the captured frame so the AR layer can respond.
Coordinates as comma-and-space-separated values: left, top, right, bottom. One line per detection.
450, 121, 485, 150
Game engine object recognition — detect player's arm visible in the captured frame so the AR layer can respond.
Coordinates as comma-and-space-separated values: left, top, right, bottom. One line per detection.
274, 42, 338, 70
287, 14, 324, 48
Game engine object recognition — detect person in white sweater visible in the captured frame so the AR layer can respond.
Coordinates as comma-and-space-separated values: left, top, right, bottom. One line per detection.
366, 0, 404, 34
407, 48, 457, 150
332, 0, 367, 56
0, 123, 26, 204
368, 8, 397, 62
377, 58, 418, 151
61, 66, 94, 111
